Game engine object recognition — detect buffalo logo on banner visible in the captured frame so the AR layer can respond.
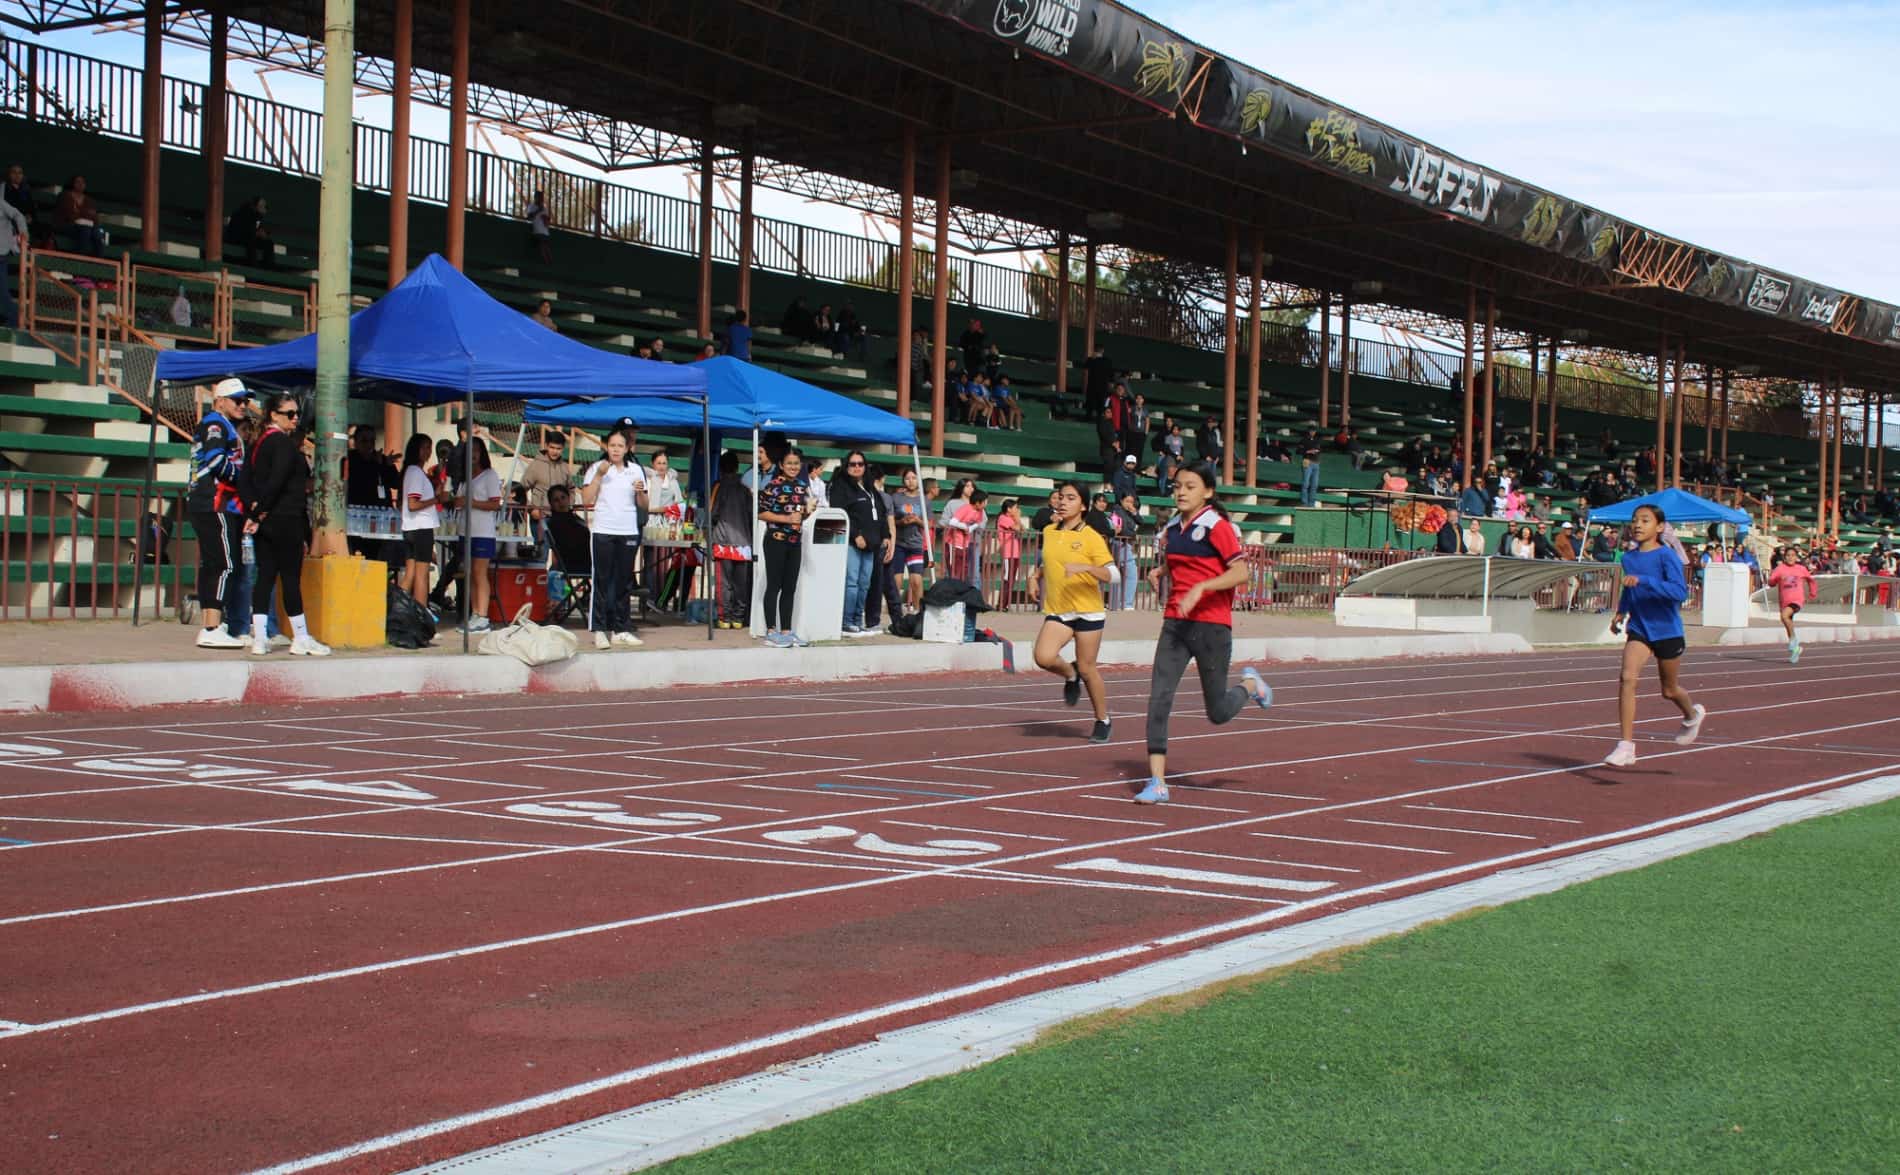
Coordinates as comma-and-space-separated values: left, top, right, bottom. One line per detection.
1745, 272, 1792, 315
992, 0, 1078, 56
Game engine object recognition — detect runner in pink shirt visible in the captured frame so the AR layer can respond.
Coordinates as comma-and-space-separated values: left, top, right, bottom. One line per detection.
1765, 546, 1817, 664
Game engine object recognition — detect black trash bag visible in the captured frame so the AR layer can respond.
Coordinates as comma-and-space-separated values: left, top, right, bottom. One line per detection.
921, 578, 993, 613
386, 582, 437, 649
887, 612, 922, 639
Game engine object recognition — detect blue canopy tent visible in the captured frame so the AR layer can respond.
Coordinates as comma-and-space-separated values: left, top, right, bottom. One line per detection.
148, 254, 714, 643
1589, 487, 1752, 534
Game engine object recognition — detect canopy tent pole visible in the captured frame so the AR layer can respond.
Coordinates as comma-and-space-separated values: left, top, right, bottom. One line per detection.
911, 446, 933, 569
134, 380, 163, 627
461, 386, 474, 653
702, 395, 713, 641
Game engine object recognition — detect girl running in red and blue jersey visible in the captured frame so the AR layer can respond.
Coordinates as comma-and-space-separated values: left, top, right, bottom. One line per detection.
1134, 462, 1271, 805
1604, 503, 1706, 767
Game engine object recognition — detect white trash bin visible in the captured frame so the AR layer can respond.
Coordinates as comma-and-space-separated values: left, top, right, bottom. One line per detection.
1700, 562, 1751, 628
789, 507, 849, 644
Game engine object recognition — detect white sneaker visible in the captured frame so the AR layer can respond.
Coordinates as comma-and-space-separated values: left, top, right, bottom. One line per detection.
289, 635, 332, 657
1603, 740, 1638, 768
466, 616, 491, 633
613, 631, 644, 647
1674, 704, 1707, 746
249, 636, 269, 656
593, 631, 611, 651
269, 633, 292, 649
196, 627, 245, 649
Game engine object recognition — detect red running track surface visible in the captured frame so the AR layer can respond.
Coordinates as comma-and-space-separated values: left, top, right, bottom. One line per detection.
1, 644, 1896, 1173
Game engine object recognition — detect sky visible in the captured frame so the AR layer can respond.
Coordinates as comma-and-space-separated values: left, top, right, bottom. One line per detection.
21, 1, 1900, 305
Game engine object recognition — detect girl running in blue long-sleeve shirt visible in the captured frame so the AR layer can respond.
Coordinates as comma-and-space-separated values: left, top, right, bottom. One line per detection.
1605, 503, 1706, 767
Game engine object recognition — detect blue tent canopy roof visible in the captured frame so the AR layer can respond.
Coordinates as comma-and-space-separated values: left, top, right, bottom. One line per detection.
1589, 487, 1752, 532
523, 356, 917, 447
152, 254, 706, 405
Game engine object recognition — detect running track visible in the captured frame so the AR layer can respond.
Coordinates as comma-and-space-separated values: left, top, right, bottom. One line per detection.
2, 644, 1896, 1174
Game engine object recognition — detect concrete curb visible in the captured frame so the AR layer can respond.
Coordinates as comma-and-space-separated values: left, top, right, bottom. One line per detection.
1715, 623, 1900, 648
0, 632, 1532, 715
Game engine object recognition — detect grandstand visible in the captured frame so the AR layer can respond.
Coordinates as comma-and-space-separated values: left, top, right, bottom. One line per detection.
0, 17, 1894, 619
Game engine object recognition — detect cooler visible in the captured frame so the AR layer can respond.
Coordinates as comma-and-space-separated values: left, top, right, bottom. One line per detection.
488, 566, 550, 624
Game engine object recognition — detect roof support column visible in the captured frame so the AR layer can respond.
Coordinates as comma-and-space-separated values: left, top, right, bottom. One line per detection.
1815, 380, 1830, 540
1053, 232, 1070, 403
737, 130, 754, 316
1459, 284, 1475, 489
1221, 223, 1238, 484
139, 0, 163, 253
383, 0, 412, 453
445, 0, 469, 268
929, 139, 950, 458
1719, 370, 1731, 464
312, 0, 355, 556
1545, 334, 1558, 448
1244, 228, 1264, 489
1670, 341, 1685, 489
1702, 364, 1715, 469
894, 127, 916, 423
1339, 297, 1353, 429
1480, 293, 1496, 475
1317, 291, 1331, 431
1526, 336, 1540, 454
203, 7, 227, 265
695, 117, 714, 341
1877, 392, 1886, 486
1654, 332, 1668, 492
1831, 375, 1845, 538
1860, 392, 1871, 489
1083, 240, 1098, 360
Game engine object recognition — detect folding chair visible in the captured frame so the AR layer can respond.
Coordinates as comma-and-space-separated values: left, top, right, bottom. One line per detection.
545, 536, 592, 627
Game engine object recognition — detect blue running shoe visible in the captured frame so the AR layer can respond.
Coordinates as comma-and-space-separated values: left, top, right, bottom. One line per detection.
1241, 667, 1273, 710
1132, 778, 1170, 805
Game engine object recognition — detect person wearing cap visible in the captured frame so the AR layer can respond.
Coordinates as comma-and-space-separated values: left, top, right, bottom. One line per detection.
186, 377, 254, 648
1554, 520, 1578, 562
580, 425, 648, 649
1111, 452, 1140, 506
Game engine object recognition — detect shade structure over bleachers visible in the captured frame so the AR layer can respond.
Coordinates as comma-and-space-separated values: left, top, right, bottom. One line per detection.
523, 357, 917, 447
153, 254, 707, 405
1589, 488, 1752, 533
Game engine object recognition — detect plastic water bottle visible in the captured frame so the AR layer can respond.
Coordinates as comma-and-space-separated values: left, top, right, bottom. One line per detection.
241, 534, 255, 566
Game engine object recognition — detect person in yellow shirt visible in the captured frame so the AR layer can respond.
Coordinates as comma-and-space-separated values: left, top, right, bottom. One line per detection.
1027, 481, 1114, 742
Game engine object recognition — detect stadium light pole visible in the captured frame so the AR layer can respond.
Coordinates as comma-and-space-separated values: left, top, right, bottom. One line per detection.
312, 0, 355, 556
445, 0, 468, 269
1245, 227, 1264, 488
203, 8, 227, 265
895, 128, 916, 423
1318, 291, 1331, 430
1459, 284, 1474, 489
1221, 223, 1238, 484
930, 138, 950, 458
384, 0, 412, 455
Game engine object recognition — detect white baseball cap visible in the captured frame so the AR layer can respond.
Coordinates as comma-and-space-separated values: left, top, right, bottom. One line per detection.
211, 377, 253, 401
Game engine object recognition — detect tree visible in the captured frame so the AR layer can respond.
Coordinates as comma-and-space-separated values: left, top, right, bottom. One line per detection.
850, 242, 962, 299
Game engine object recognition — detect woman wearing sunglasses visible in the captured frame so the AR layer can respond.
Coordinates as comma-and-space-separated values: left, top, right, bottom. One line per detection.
238, 394, 330, 656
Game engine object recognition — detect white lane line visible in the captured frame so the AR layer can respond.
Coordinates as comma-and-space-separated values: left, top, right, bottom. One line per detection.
622, 796, 784, 814
644, 756, 768, 772
540, 764, 664, 781
202, 752, 334, 771
1249, 831, 1454, 855
10, 735, 135, 749
396, 774, 544, 792
1057, 857, 1335, 894
1344, 818, 1540, 842
368, 718, 486, 731
337, 746, 464, 761
884, 820, 1066, 843
844, 774, 991, 791
0, 1019, 30, 1030
439, 738, 544, 753
156, 729, 267, 743
1201, 787, 1326, 801
548, 732, 664, 747
729, 748, 858, 762
1081, 793, 1250, 814
739, 783, 900, 801
1403, 804, 1584, 825
935, 764, 1069, 780
1152, 846, 1361, 873
987, 806, 1164, 828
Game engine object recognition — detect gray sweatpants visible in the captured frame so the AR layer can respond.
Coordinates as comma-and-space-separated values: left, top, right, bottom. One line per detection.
1146, 617, 1250, 755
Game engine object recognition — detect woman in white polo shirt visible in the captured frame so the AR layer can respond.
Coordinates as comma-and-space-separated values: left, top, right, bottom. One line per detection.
581, 429, 647, 649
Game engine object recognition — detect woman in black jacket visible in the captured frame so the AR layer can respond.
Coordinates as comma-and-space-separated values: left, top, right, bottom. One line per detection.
832, 449, 890, 636
240, 394, 329, 656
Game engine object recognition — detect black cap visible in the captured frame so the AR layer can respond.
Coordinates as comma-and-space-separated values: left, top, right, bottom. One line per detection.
454, 416, 470, 432
614, 416, 638, 431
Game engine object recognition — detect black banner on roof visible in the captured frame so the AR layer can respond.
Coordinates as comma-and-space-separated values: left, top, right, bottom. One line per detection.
912, 0, 1900, 351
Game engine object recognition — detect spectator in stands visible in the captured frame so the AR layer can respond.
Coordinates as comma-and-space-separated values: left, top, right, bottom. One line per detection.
53, 174, 105, 256
530, 299, 557, 331
520, 432, 573, 520
965, 372, 994, 427
1159, 422, 1187, 490
951, 490, 989, 588
832, 449, 890, 635
1590, 524, 1617, 562
724, 309, 753, 361
909, 329, 929, 392
993, 374, 1022, 429
580, 428, 647, 649
225, 196, 275, 269
833, 303, 866, 360
1083, 345, 1114, 419
1458, 478, 1489, 519
1260, 434, 1290, 463
781, 296, 816, 344
758, 447, 813, 646
804, 455, 828, 508
3, 164, 35, 239
1096, 402, 1121, 479
0, 193, 25, 328
1435, 506, 1468, 554
1299, 428, 1322, 507
708, 451, 752, 629
543, 484, 592, 601
525, 189, 551, 263
455, 439, 503, 634
1126, 392, 1151, 454
1464, 514, 1488, 554
811, 304, 834, 347
1198, 415, 1224, 466
1508, 524, 1537, 559
959, 317, 987, 376
240, 394, 328, 655
1848, 494, 1874, 526
1112, 453, 1141, 506
647, 337, 669, 362
1380, 468, 1408, 495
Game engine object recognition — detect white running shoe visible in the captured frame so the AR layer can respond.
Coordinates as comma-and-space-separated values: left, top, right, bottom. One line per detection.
1604, 740, 1638, 768
466, 616, 491, 634
269, 633, 292, 649
289, 635, 332, 657
593, 631, 611, 651
613, 631, 644, 647
1675, 704, 1707, 746
249, 636, 269, 656
1788, 637, 1801, 665
196, 627, 245, 649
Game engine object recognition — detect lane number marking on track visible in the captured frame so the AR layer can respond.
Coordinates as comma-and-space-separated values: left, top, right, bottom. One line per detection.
503, 800, 722, 829
0, 743, 61, 760
69, 756, 272, 781
762, 825, 1001, 858
262, 779, 438, 802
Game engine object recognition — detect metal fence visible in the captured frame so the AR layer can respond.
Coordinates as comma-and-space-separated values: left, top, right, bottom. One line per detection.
0, 473, 197, 621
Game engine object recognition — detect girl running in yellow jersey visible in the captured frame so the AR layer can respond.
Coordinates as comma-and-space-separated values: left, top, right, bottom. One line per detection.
1027, 481, 1115, 743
